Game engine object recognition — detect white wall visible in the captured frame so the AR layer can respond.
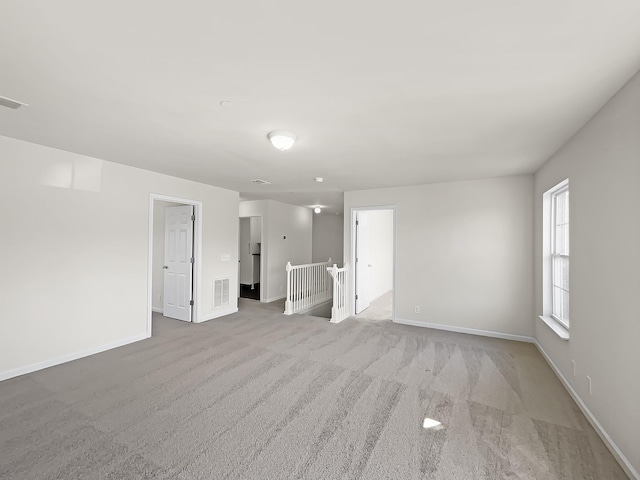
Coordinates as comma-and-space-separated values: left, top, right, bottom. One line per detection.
250, 216, 261, 244
0, 135, 239, 379
240, 200, 312, 302
364, 209, 394, 301
152, 200, 186, 311
345, 175, 534, 337
312, 213, 344, 266
534, 71, 640, 477
268, 200, 312, 302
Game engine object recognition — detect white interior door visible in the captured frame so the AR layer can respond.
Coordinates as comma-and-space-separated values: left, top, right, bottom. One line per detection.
163, 205, 194, 321
355, 211, 371, 314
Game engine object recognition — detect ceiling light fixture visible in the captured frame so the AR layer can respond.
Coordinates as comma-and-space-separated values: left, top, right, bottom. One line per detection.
314, 177, 323, 183
314, 207, 321, 214
268, 130, 296, 151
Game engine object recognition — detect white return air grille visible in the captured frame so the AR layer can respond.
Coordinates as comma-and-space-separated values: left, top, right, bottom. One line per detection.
214, 278, 230, 308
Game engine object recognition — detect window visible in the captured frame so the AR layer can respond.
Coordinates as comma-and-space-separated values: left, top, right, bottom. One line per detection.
541, 179, 570, 339
551, 184, 569, 327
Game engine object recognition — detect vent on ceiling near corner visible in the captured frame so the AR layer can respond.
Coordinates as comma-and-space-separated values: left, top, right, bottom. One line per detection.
251, 179, 271, 185
0, 96, 29, 109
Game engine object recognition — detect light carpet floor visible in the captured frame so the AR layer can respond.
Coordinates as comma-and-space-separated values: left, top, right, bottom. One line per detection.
0, 299, 628, 479
357, 291, 393, 321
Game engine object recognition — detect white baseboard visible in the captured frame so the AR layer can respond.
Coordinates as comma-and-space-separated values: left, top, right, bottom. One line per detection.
394, 317, 535, 343
152, 307, 163, 314
0, 333, 150, 382
198, 306, 239, 322
329, 315, 348, 324
262, 294, 285, 303
534, 341, 639, 480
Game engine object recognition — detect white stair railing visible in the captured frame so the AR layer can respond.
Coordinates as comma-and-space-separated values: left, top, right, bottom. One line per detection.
328, 263, 349, 323
285, 259, 333, 315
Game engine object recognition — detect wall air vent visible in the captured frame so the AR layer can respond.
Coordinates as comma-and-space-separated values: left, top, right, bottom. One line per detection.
0, 96, 29, 109
251, 179, 271, 185
214, 278, 230, 308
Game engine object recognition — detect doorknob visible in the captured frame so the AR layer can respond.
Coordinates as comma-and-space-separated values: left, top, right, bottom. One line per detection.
163, 266, 169, 269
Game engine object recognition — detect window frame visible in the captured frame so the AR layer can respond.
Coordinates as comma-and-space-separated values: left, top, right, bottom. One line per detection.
550, 183, 569, 329
540, 178, 570, 340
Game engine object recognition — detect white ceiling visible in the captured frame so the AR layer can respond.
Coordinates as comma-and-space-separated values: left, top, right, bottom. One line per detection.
1, 1, 640, 215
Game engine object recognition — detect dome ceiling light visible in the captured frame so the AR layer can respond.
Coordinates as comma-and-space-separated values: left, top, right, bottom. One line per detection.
268, 130, 296, 151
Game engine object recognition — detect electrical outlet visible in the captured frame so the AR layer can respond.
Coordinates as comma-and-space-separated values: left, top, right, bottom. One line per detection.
571, 360, 576, 376
414, 305, 420, 314
586, 375, 592, 395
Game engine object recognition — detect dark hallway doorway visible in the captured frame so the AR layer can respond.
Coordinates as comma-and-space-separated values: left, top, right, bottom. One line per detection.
240, 283, 260, 300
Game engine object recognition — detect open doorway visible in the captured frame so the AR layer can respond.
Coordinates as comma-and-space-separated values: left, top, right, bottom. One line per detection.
351, 207, 396, 321
147, 194, 203, 336
239, 216, 263, 301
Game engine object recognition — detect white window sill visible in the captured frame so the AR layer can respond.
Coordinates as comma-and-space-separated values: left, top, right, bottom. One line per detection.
538, 315, 570, 340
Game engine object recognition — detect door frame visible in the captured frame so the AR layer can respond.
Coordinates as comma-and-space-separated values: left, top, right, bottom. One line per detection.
349, 205, 397, 321
238, 214, 264, 302
147, 194, 203, 336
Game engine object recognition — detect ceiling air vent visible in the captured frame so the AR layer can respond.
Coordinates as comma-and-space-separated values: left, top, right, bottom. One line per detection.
251, 179, 271, 185
0, 96, 29, 109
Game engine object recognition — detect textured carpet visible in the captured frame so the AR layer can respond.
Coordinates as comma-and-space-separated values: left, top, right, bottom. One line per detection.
0, 299, 628, 479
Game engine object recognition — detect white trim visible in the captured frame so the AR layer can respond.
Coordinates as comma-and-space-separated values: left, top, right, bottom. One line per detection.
148, 194, 204, 335
394, 317, 536, 343
534, 340, 639, 480
542, 179, 570, 328
198, 306, 239, 322
538, 315, 570, 340
0, 333, 149, 382
350, 205, 397, 321
330, 314, 350, 324
262, 294, 286, 303
152, 307, 163, 314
